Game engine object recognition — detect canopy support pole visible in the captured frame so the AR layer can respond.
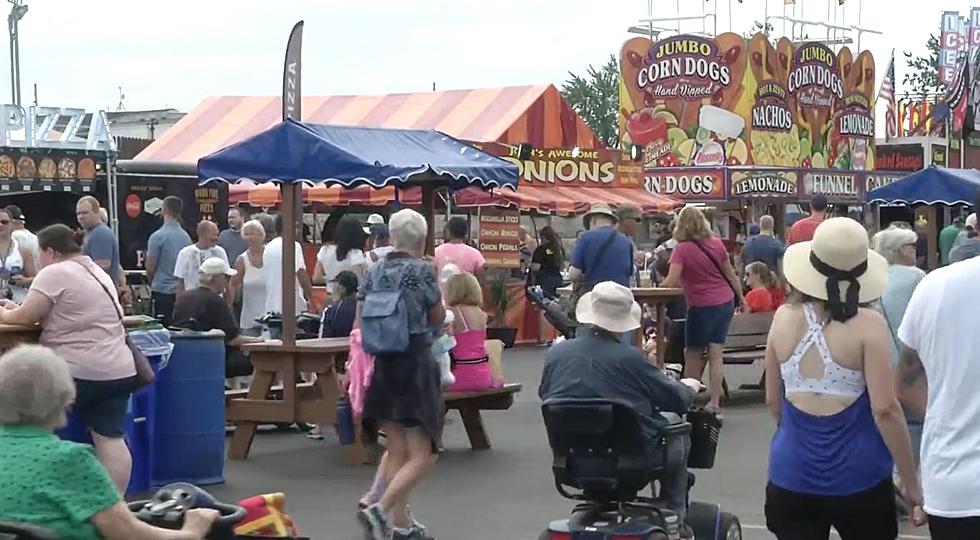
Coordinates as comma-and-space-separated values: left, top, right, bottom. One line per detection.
281, 182, 299, 346
422, 184, 436, 255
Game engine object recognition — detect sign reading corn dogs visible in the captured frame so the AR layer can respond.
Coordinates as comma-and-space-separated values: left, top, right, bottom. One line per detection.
621, 33, 876, 183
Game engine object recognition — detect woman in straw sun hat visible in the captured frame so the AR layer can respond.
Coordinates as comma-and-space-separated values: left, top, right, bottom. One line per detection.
763, 217, 923, 539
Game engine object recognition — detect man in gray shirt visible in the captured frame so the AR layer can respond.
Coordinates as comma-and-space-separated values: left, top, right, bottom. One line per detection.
218, 207, 248, 264
77, 195, 122, 288
146, 196, 192, 325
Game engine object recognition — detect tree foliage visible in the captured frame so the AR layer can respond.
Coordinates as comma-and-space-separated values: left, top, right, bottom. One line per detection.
560, 55, 620, 148
903, 34, 945, 96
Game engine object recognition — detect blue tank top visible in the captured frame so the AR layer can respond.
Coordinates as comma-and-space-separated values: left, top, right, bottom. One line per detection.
769, 304, 892, 496
769, 394, 892, 495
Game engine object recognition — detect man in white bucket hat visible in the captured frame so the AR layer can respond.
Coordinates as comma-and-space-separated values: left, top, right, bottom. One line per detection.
539, 281, 703, 536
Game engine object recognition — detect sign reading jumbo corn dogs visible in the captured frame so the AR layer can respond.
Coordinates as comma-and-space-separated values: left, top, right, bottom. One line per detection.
620, 34, 876, 176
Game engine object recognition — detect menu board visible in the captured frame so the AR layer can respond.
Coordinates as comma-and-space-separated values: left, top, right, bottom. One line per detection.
0, 147, 100, 194
620, 33, 877, 172
478, 209, 520, 269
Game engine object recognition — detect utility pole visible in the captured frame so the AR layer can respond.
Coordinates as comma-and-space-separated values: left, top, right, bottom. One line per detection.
7, 0, 28, 106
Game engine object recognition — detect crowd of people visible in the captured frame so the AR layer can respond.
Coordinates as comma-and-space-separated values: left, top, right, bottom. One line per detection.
2, 187, 980, 539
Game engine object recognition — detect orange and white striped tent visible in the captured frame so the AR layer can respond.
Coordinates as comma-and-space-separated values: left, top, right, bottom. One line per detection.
135, 84, 677, 213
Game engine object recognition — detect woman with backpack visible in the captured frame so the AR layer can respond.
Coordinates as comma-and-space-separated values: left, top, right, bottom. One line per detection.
357, 209, 444, 540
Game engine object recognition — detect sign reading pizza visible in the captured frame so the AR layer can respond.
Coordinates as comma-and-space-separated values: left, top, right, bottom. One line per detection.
478, 209, 520, 269
644, 168, 726, 201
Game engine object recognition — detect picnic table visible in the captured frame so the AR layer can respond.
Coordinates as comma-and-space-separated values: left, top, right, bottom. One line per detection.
228, 337, 349, 460
0, 322, 41, 350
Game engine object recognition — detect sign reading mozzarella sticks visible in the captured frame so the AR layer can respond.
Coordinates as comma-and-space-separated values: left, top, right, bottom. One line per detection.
478, 209, 521, 269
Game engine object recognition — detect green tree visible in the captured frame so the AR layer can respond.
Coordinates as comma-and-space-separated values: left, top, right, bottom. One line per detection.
744, 20, 775, 39
561, 54, 620, 148
903, 34, 945, 96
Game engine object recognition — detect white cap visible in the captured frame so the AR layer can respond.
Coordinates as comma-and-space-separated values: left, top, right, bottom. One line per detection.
366, 214, 385, 225
199, 257, 237, 276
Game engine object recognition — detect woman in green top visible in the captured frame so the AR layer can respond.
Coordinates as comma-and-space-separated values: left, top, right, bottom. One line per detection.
0, 344, 219, 540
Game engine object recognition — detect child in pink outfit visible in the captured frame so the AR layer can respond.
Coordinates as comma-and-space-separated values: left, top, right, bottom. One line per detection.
443, 272, 501, 392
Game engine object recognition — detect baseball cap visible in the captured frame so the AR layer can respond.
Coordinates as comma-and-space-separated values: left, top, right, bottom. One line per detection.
366, 214, 385, 225
4, 205, 24, 221
330, 270, 359, 292
199, 257, 237, 276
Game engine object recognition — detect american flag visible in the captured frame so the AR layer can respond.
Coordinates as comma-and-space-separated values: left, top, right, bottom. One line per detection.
879, 53, 898, 139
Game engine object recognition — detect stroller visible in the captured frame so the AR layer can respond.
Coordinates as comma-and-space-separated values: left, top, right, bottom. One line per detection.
526, 285, 577, 340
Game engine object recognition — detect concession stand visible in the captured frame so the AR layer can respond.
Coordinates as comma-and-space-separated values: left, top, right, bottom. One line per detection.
0, 104, 114, 228
618, 32, 887, 235
125, 84, 684, 345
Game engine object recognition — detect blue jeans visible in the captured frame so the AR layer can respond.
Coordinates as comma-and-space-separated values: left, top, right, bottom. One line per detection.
650, 433, 691, 522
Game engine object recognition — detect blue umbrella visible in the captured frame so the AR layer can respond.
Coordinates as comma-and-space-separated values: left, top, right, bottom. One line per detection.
867, 166, 980, 206
197, 119, 518, 191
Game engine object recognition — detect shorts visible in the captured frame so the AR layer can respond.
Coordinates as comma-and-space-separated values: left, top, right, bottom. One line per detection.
72, 377, 136, 438
684, 301, 734, 348
765, 479, 897, 540
929, 514, 980, 540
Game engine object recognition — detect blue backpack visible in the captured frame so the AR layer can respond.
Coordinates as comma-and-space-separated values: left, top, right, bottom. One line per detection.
360, 265, 410, 355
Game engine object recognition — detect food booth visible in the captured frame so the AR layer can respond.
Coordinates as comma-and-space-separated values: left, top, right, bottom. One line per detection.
125, 84, 684, 344
618, 32, 891, 235
0, 104, 113, 228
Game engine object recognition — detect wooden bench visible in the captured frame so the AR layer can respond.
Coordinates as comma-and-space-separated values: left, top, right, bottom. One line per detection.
225, 381, 524, 464
442, 383, 523, 450
722, 312, 773, 392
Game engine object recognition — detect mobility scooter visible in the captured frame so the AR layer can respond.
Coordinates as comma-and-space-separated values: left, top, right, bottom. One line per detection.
539, 398, 740, 540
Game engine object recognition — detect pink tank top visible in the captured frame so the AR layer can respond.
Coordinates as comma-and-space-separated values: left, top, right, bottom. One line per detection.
452, 308, 487, 361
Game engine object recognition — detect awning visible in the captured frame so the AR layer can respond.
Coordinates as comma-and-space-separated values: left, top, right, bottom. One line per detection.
138, 85, 602, 163
198, 119, 519, 191
867, 166, 980, 205
453, 185, 682, 215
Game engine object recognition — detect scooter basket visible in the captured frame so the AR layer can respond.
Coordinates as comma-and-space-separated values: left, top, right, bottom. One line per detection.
686, 410, 721, 469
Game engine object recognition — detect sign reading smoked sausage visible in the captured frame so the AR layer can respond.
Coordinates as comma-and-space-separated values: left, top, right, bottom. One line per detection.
644, 168, 726, 200
875, 144, 924, 171
730, 170, 798, 198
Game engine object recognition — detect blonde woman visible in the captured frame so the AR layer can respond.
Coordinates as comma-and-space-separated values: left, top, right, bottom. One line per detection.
227, 220, 267, 335
660, 206, 745, 414
444, 272, 497, 392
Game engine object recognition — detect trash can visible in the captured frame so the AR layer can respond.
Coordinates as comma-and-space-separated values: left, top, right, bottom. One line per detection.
153, 330, 226, 486
126, 328, 172, 494
56, 328, 171, 496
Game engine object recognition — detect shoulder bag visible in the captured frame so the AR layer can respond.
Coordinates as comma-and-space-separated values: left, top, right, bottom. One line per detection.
692, 240, 739, 299
73, 260, 155, 389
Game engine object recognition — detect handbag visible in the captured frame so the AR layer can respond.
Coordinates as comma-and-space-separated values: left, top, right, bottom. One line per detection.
73, 260, 155, 389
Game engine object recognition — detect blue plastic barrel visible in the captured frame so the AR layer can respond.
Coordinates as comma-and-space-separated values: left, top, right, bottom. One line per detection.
153, 330, 226, 486
126, 329, 171, 494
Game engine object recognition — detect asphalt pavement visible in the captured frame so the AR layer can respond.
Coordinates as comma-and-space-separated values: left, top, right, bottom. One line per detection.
207, 347, 931, 540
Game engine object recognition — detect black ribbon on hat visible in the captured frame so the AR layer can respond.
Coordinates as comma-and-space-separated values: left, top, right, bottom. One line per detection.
809, 251, 867, 322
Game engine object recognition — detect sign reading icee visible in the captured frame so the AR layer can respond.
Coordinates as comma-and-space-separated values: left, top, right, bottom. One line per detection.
0, 105, 114, 152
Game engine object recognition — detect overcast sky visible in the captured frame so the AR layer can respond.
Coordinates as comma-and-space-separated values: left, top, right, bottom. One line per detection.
2, 0, 974, 115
